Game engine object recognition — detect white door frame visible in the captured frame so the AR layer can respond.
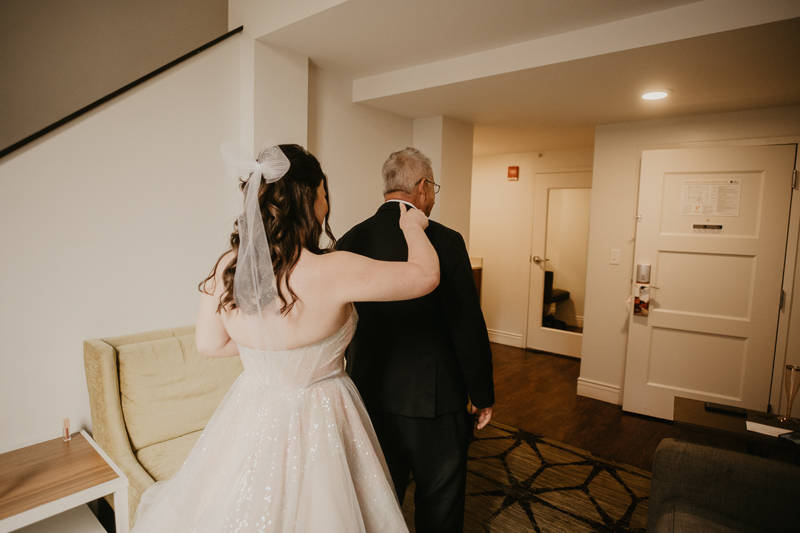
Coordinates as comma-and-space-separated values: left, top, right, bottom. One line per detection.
525, 167, 592, 358
623, 138, 800, 415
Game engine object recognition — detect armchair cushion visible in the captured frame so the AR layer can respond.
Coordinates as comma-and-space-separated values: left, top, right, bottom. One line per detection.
652, 497, 766, 533
118, 334, 242, 451
136, 430, 203, 482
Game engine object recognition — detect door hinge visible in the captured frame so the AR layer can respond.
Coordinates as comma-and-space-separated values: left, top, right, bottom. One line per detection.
780, 289, 786, 310
793, 169, 798, 190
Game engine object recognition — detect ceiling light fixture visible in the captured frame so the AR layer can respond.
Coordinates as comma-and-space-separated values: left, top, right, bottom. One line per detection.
642, 90, 670, 100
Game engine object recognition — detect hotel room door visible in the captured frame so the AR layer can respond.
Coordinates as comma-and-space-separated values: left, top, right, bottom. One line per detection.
526, 170, 592, 358
622, 145, 796, 420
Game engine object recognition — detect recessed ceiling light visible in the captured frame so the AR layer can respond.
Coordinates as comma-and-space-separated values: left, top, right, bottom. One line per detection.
642, 91, 669, 100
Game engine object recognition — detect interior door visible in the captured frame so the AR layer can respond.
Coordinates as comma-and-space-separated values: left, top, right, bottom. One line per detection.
622, 145, 796, 420
526, 170, 592, 358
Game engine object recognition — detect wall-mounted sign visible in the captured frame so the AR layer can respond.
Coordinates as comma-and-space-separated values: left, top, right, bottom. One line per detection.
680, 179, 741, 216
507, 166, 519, 181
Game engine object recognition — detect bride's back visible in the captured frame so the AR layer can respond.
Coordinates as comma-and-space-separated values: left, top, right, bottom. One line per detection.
219, 249, 353, 351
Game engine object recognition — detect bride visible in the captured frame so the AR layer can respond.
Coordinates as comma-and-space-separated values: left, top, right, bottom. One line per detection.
130, 143, 438, 532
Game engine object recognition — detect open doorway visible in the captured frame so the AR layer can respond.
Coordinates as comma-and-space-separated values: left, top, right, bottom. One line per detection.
526, 170, 592, 358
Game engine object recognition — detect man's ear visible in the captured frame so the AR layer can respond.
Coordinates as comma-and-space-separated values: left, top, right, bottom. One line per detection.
415, 177, 427, 195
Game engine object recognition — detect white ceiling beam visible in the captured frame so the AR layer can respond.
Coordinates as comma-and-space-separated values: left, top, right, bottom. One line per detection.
353, 0, 800, 103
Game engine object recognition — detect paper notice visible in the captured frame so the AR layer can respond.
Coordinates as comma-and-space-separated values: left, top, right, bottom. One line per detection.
681, 179, 741, 216
745, 421, 792, 437
634, 284, 649, 316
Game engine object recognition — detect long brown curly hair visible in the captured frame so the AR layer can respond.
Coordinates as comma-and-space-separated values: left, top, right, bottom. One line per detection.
199, 144, 336, 314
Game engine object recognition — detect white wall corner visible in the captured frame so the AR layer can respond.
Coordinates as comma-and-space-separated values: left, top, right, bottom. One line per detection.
412, 116, 474, 240
229, 0, 348, 37
254, 42, 309, 150
487, 329, 525, 348
412, 117, 444, 221
577, 377, 621, 405
441, 117, 474, 245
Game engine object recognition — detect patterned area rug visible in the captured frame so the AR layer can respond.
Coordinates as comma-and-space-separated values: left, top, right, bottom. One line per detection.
402, 421, 650, 532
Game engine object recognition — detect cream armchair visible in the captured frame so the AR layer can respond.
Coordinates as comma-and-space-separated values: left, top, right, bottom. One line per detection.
84, 326, 243, 528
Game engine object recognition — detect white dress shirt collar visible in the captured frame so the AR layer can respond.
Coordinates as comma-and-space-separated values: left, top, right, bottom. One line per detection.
384, 199, 419, 210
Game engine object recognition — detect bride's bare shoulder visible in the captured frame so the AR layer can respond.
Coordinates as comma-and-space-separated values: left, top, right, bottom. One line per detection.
295, 250, 363, 282
314, 249, 363, 270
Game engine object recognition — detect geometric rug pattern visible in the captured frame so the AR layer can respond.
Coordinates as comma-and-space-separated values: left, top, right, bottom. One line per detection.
403, 421, 650, 533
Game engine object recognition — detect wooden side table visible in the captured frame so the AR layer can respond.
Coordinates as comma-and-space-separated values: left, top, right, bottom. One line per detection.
0, 430, 128, 533
673, 396, 800, 462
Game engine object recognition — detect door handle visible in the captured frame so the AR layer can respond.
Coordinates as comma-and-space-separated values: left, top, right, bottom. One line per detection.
532, 256, 550, 264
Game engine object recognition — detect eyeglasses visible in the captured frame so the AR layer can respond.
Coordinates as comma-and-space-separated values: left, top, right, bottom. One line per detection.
415, 178, 440, 194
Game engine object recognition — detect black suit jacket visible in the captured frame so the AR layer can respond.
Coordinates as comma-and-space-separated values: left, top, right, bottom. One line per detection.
337, 202, 494, 418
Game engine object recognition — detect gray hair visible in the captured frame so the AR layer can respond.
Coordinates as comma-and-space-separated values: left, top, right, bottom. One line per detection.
382, 147, 433, 195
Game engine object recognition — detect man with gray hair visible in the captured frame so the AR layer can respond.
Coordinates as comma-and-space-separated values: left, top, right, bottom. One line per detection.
337, 147, 495, 533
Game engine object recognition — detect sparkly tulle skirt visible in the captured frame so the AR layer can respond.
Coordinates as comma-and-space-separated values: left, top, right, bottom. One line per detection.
131, 311, 408, 532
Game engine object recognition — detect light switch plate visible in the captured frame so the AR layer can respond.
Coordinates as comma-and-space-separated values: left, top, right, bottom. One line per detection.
610, 249, 620, 265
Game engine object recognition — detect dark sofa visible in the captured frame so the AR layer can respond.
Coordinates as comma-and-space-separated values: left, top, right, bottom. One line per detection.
647, 439, 800, 532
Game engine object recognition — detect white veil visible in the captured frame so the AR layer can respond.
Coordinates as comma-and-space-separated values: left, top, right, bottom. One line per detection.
220, 142, 290, 352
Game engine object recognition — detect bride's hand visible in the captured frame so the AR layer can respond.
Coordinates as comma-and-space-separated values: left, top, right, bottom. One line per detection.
398, 203, 429, 231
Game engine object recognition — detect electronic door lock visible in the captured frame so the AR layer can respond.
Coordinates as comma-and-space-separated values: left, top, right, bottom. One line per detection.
636, 264, 651, 284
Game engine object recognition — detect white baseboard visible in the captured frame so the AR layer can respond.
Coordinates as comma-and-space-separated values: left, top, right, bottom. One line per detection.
487, 328, 524, 348
577, 377, 620, 405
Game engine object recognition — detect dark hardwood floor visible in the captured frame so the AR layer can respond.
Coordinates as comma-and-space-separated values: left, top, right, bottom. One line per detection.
489, 342, 770, 472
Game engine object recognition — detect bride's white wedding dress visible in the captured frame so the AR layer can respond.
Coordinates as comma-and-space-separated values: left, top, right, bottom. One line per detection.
132, 310, 408, 532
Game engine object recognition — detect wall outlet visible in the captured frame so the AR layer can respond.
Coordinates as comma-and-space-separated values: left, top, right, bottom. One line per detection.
610, 249, 620, 265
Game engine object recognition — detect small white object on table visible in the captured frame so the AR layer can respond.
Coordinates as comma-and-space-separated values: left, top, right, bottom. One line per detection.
745, 421, 793, 437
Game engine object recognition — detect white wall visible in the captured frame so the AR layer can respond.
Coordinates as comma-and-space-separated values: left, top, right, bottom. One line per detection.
469, 149, 594, 347
412, 116, 474, 241
0, 0, 228, 150
579, 105, 800, 405
254, 42, 309, 150
439, 118, 475, 244
546, 188, 591, 327
0, 37, 242, 453
230, 0, 345, 150
230, 0, 346, 38
307, 66, 413, 238
412, 117, 444, 221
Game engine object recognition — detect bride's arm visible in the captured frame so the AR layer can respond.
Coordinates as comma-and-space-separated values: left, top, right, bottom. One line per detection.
329, 204, 439, 303
196, 253, 240, 358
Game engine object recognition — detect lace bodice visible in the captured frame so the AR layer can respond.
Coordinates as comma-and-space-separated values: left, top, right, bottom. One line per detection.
237, 310, 357, 389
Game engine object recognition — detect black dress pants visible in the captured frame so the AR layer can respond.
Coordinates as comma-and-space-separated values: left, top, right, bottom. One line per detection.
369, 409, 472, 533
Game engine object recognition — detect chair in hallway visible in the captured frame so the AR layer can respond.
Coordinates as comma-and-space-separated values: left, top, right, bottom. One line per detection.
542, 270, 570, 329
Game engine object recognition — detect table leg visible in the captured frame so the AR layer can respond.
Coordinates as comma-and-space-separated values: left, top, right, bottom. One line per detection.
114, 489, 129, 533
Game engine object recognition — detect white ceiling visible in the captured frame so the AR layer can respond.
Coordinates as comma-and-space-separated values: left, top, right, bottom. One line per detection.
260, 0, 800, 156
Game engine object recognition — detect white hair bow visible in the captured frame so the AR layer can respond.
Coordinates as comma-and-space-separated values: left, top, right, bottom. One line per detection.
220, 142, 290, 184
